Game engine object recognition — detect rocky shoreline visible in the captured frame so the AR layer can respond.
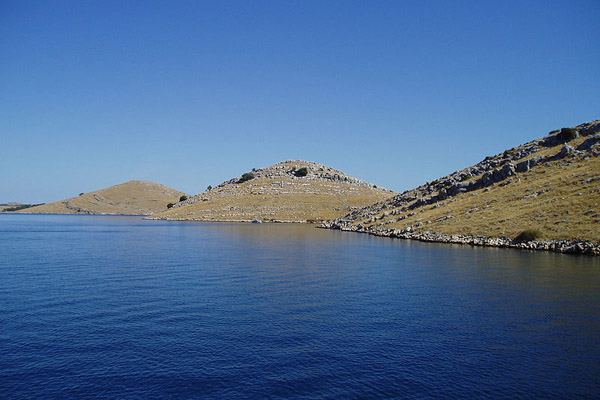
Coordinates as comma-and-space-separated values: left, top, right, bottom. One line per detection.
319, 221, 600, 256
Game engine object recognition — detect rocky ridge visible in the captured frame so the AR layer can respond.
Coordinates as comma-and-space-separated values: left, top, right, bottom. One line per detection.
171, 160, 389, 210
219, 160, 382, 189
321, 120, 600, 256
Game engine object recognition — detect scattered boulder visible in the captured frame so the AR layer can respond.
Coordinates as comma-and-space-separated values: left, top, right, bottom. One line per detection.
559, 145, 575, 158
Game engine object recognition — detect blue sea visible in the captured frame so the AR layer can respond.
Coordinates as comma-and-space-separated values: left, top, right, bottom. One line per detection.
1, 214, 599, 399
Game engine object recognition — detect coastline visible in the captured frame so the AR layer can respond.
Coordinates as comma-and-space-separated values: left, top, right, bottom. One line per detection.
5, 212, 599, 255
319, 221, 600, 256
145, 216, 318, 223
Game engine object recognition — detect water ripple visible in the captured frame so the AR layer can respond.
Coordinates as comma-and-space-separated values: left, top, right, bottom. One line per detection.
1, 215, 599, 399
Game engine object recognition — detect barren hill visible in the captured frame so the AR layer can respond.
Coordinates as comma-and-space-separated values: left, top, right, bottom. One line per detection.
16, 180, 187, 215
149, 160, 395, 222
322, 120, 600, 255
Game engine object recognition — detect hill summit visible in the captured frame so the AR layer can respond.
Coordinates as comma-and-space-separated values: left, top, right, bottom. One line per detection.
322, 120, 600, 255
149, 160, 394, 222
16, 180, 187, 215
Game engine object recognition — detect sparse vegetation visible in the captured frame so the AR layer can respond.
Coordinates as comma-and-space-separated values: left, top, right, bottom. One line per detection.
180, 195, 188, 202
294, 167, 308, 177
167, 203, 174, 208
514, 229, 542, 243
238, 172, 255, 183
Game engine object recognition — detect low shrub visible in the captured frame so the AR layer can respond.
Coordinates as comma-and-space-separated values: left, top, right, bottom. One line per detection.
3, 204, 42, 212
557, 128, 578, 142
294, 167, 308, 177
179, 195, 188, 202
514, 229, 542, 243
167, 203, 174, 209
238, 172, 255, 183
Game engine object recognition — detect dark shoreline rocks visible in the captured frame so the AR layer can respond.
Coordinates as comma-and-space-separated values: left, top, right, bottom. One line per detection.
319, 221, 600, 256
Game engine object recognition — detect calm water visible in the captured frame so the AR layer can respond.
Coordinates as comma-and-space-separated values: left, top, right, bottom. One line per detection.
1, 215, 599, 399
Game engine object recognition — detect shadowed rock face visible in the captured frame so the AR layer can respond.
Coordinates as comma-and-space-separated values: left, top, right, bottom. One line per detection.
321, 120, 600, 255
149, 160, 395, 223
15, 180, 188, 215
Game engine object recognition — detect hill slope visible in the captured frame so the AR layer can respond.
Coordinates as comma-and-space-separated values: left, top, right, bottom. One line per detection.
149, 160, 395, 222
16, 180, 187, 215
322, 120, 600, 255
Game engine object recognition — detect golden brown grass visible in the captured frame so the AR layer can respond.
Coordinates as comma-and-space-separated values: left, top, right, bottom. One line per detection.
151, 177, 394, 222
16, 180, 187, 215
361, 148, 600, 242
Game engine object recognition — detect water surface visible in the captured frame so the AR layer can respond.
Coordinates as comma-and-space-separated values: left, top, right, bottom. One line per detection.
1, 214, 599, 399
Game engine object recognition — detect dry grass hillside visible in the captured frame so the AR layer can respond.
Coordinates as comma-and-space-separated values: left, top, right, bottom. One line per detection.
16, 180, 187, 215
325, 120, 600, 243
150, 160, 395, 222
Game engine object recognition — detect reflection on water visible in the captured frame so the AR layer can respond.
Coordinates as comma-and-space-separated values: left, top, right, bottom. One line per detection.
0, 214, 599, 399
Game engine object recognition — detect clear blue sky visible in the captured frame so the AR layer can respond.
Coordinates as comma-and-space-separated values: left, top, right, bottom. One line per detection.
1, 0, 598, 203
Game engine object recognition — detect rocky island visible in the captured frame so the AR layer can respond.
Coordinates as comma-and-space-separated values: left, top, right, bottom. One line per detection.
148, 160, 395, 223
